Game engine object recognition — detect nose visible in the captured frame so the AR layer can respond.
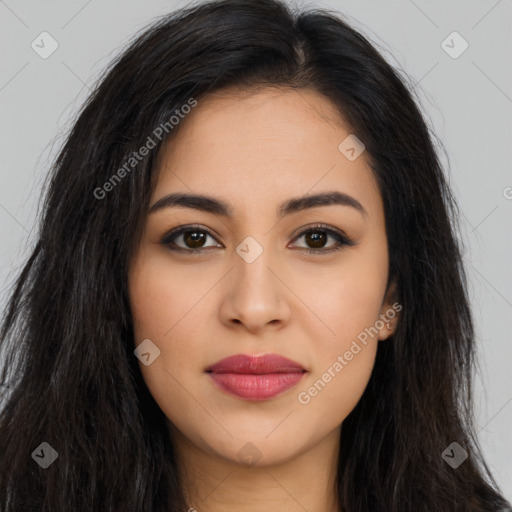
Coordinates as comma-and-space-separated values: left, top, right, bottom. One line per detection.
219, 244, 291, 334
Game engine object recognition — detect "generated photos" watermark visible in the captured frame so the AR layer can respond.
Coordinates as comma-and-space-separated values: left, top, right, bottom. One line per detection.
94, 97, 197, 200
298, 302, 402, 405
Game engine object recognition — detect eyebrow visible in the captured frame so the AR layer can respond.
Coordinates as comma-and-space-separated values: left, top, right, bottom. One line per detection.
149, 191, 367, 218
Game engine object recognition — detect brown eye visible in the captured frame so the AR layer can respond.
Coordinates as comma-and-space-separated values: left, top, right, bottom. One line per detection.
303, 230, 328, 249
182, 230, 207, 248
161, 223, 355, 254
161, 225, 221, 251
291, 225, 355, 254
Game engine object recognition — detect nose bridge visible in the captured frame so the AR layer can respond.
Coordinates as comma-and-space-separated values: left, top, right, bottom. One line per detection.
222, 233, 289, 330
234, 234, 277, 297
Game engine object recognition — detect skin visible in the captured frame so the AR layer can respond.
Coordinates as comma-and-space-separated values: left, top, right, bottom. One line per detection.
128, 86, 399, 512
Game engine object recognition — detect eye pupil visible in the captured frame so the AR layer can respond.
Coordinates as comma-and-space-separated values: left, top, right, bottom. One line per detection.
306, 231, 327, 248
184, 230, 206, 248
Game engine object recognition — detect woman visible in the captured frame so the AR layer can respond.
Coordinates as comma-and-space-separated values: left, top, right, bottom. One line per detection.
0, 0, 510, 510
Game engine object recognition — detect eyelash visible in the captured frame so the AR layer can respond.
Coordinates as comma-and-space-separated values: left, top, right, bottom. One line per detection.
160, 223, 355, 255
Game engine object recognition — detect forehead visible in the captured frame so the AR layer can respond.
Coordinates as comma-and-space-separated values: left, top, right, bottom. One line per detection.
152, 87, 382, 220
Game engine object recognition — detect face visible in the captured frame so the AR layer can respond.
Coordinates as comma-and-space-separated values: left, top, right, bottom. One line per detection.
128, 87, 397, 467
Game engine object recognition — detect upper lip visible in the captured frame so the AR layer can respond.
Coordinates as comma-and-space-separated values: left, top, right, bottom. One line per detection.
206, 354, 306, 374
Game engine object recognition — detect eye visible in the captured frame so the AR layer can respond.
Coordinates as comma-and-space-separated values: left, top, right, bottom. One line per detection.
160, 224, 221, 252
290, 224, 355, 254
160, 223, 355, 254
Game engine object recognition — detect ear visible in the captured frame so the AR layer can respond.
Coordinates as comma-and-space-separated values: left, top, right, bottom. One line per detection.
377, 278, 401, 341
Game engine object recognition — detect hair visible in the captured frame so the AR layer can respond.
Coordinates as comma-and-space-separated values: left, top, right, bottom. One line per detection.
0, 0, 510, 510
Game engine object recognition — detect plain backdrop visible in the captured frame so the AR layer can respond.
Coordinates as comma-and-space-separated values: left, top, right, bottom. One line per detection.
1, 0, 511, 501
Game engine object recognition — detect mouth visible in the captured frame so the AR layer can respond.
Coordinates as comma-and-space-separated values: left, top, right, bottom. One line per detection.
205, 353, 308, 401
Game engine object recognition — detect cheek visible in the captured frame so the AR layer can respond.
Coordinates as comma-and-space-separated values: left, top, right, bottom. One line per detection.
300, 242, 388, 351
298, 342, 377, 430
128, 248, 216, 404
294, 246, 387, 421
128, 248, 211, 342
296, 276, 381, 428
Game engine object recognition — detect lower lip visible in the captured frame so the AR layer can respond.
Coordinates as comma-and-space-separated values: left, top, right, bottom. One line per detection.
208, 372, 306, 401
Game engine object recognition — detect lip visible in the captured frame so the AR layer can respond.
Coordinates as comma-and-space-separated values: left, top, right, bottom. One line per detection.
206, 354, 307, 401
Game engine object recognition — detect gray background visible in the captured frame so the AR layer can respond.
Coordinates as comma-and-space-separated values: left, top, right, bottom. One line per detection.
1, 0, 511, 500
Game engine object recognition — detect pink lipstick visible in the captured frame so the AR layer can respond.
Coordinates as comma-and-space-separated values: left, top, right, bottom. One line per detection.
205, 354, 307, 401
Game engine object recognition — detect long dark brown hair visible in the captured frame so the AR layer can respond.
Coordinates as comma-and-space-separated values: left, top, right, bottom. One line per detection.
0, 0, 510, 510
